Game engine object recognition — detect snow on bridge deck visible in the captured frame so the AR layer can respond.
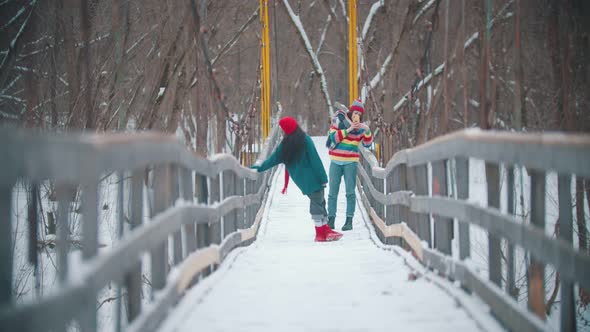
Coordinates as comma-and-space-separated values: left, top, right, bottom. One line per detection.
160, 137, 503, 332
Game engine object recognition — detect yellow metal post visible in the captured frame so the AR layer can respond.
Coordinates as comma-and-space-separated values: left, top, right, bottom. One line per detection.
348, 0, 358, 105
260, 0, 271, 139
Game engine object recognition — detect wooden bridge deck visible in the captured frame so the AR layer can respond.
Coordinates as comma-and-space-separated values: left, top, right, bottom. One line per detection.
159, 138, 502, 332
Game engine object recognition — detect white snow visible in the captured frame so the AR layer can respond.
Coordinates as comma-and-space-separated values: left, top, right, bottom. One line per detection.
158, 137, 502, 332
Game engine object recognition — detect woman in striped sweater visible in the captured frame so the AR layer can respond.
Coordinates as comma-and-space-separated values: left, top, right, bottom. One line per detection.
326, 99, 373, 231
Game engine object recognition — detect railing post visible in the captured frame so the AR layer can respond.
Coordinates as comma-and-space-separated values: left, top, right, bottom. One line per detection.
181, 168, 197, 256
485, 162, 501, 287
385, 165, 403, 246
506, 165, 517, 298
126, 169, 143, 322
455, 158, 470, 261
0, 183, 13, 305
115, 172, 125, 332
373, 175, 384, 224
151, 165, 170, 292
528, 170, 546, 319
236, 177, 245, 230
170, 165, 182, 266
209, 176, 222, 247
432, 160, 452, 255
195, 174, 211, 277
408, 165, 430, 246
222, 171, 237, 237
56, 185, 72, 284
81, 174, 99, 332
558, 174, 575, 332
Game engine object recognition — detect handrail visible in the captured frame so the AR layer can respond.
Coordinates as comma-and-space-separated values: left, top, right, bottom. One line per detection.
0, 112, 282, 332
357, 128, 590, 332
361, 128, 590, 179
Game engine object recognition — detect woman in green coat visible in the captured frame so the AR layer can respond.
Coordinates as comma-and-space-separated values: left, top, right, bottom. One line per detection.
251, 116, 343, 242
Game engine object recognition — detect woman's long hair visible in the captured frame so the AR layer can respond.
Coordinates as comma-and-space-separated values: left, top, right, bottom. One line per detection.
280, 126, 306, 166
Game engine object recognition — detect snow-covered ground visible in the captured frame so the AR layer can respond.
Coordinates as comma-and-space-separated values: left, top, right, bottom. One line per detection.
158, 137, 503, 332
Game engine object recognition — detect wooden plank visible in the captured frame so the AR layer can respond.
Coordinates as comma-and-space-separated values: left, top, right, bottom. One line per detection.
432, 160, 452, 255
506, 165, 517, 298
176, 246, 221, 293
126, 280, 180, 332
528, 170, 546, 319
485, 162, 502, 287
455, 157, 470, 260
0, 184, 12, 305
558, 174, 574, 332
236, 177, 245, 230
126, 169, 143, 322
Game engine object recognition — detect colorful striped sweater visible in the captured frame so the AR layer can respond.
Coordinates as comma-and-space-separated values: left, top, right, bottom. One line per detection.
327, 123, 373, 163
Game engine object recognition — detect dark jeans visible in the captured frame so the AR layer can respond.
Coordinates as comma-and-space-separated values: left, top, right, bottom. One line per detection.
308, 189, 328, 225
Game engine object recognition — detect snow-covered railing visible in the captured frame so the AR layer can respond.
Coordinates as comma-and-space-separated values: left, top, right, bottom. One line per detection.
0, 126, 282, 332
357, 128, 590, 332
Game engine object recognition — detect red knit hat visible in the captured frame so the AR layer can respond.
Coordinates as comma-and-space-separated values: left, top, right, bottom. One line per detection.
279, 116, 298, 135
349, 98, 365, 113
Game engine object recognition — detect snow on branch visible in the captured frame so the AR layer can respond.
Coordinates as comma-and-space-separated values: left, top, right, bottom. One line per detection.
282, 0, 333, 117
212, 7, 259, 66
315, 15, 332, 55
392, 0, 514, 113
413, 0, 436, 25
362, 1, 383, 41
361, 52, 391, 100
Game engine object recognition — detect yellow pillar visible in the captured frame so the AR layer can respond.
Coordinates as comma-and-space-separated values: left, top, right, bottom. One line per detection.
260, 0, 271, 139
348, 0, 358, 105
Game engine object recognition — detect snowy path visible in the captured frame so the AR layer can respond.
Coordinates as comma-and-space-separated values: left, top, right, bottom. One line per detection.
159, 137, 500, 332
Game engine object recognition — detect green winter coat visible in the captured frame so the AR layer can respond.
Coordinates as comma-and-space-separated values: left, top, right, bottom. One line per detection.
256, 135, 328, 195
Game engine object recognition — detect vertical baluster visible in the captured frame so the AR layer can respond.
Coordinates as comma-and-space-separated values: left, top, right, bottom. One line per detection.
126, 169, 143, 322
0, 183, 13, 305
506, 165, 517, 298
383, 167, 400, 245
558, 174, 575, 331
55, 185, 70, 283
415, 164, 431, 245
528, 170, 546, 319
170, 165, 182, 266
181, 168, 197, 256
222, 171, 236, 237
210, 176, 222, 247
236, 177, 245, 230
195, 174, 210, 277
81, 175, 99, 332
115, 172, 124, 332
485, 162, 501, 287
432, 160, 452, 255
151, 165, 170, 292
455, 158, 470, 261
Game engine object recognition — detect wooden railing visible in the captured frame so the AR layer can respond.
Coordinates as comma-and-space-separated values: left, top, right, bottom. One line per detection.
357, 128, 590, 332
0, 123, 282, 332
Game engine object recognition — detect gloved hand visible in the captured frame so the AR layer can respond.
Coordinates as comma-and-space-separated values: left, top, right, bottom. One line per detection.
250, 165, 261, 172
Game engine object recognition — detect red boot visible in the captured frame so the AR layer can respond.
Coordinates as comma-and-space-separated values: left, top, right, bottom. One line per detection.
323, 224, 343, 241
315, 225, 342, 242
315, 226, 327, 242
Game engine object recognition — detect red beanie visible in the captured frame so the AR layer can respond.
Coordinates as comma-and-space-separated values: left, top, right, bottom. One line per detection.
279, 116, 298, 135
349, 98, 365, 113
